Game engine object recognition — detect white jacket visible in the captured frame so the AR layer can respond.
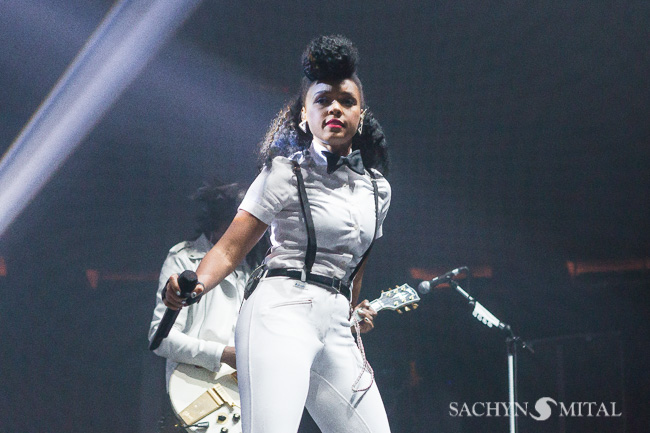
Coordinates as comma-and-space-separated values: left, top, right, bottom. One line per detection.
148, 234, 249, 389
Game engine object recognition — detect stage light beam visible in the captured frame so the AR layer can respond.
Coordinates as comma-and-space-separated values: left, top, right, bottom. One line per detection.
0, 0, 205, 238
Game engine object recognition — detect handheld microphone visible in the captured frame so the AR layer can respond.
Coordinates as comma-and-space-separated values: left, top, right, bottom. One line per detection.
149, 270, 199, 351
417, 267, 468, 295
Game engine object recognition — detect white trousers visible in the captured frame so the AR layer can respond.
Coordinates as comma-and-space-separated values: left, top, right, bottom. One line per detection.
235, 276, 392, 433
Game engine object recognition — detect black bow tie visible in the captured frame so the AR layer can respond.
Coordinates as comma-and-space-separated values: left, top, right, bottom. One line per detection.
322, 149, 365, 175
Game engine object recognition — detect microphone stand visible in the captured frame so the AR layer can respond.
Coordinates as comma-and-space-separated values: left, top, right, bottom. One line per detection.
447, 279, 532, 433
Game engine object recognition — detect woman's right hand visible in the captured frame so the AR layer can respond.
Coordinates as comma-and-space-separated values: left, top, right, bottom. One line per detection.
162, 273, 205, 310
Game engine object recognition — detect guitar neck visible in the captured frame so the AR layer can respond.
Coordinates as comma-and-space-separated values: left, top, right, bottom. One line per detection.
369, 298, 384, 313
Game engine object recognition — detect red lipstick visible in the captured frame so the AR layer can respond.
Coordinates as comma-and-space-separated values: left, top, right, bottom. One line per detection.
326, 119, 344, 128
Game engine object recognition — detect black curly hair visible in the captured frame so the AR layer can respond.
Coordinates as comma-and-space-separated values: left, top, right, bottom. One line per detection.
191, 180, 269, 267
259, 35, 389, 175
191, 181, 244, 238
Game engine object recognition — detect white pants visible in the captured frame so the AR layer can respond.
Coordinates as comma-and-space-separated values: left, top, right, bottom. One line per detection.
235, 276, 392, 433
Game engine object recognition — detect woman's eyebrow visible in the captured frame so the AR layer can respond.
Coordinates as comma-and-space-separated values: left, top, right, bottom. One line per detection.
313, 90, 356, 99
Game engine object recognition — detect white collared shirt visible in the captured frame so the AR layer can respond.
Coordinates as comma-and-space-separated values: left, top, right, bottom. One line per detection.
239, 142, 391, 281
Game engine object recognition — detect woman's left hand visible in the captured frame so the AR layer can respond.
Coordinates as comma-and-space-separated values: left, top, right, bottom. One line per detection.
352, 299, 377, 333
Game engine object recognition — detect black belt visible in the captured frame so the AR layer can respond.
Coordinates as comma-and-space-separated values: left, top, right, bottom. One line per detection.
265, 268, 351, 300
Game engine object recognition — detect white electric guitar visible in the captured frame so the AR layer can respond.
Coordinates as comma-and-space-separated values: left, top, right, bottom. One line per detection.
168, 284, 419, 433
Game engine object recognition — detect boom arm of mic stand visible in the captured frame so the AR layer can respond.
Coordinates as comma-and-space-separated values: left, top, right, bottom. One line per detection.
448, 280, 533, 353
448, 280, 508, 330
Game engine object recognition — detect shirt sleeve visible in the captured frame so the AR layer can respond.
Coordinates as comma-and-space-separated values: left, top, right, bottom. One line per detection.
148, 249, 224, 373
239, 157, 295, 224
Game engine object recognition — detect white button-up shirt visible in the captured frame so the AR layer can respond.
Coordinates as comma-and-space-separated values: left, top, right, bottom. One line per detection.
240, 142, 391, 281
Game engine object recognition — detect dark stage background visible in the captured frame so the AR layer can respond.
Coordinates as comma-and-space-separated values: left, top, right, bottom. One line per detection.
1, 1, 649, 432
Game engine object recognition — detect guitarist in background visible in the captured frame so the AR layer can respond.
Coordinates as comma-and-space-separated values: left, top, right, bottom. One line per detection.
148, 180, 268, 432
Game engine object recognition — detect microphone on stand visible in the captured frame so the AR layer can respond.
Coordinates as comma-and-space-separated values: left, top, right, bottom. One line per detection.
417, 267, 469, 295
149, 270, 199, 351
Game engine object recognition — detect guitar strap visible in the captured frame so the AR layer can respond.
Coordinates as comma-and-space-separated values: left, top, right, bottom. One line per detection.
291, 157, 379, 289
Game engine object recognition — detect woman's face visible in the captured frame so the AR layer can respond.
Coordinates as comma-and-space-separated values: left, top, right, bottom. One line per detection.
302, 78, 362, 154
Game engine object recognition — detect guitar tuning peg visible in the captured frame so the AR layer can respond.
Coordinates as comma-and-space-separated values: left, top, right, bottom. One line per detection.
397, 309, 403, 314
413, 303, 419, 309
404, 306, 411, 312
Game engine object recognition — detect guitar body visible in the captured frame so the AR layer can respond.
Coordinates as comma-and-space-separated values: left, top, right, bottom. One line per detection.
168, 363, 242, 433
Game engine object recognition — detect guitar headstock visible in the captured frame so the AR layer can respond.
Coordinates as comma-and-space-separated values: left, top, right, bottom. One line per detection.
373, 284, 420, 314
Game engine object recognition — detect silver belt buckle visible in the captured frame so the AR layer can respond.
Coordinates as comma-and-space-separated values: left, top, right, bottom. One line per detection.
295, 268, 307, 289
333, 278, 342, 293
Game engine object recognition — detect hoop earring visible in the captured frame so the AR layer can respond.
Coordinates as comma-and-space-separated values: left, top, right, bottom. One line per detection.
299, 120, 308, 133
357, 109, 367, 135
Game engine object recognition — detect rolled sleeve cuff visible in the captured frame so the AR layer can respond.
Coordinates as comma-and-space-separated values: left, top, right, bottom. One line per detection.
239, 198, 276, 226
201, 340, 226, 372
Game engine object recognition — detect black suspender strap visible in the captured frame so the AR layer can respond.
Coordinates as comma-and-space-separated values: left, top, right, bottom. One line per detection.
291, 158, 380, 291
348, 170, 379, 285
291, 160, 317, 280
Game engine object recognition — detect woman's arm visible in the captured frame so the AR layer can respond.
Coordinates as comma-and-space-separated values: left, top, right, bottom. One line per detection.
163, 209, 268, 309
351, 257, 368, 307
